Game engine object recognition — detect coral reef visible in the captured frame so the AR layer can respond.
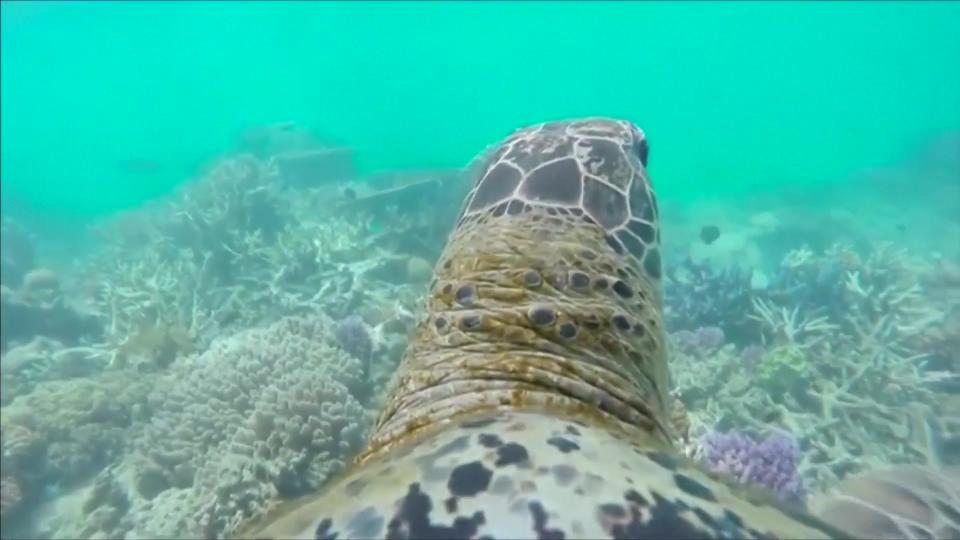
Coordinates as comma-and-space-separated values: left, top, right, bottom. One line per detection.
0, 337, 110, 406
75, 153, 434, 358
334, 314, 374, 378
915, 256, 960, 385
0, 223, 105, 369
0, 371, 154, 538
2, 126, 953, 540
672, 242, 954, 495
664, 258, 758, 346
43, 315, 373, 540
0, 146, 445, 539
0, 272, 103, 353
672, 326, 726, 355
695, 429, 806, 505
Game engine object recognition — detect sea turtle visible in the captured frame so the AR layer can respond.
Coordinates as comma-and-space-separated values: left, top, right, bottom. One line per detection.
240, 118, 956, 539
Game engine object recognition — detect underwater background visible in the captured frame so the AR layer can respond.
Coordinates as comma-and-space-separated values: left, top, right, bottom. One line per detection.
1, 1, 958, 539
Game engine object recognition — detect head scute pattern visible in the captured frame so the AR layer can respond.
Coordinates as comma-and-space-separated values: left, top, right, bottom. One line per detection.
458, 118, 662, 282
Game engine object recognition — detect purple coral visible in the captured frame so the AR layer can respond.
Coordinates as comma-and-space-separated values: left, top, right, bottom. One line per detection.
698, 430, 806, 505
664, 258, 757, 346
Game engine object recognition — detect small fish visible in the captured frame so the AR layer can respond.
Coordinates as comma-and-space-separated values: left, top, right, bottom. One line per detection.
700, 225, 721, 245
896, 223, 907, 233
342, 187, 357, 201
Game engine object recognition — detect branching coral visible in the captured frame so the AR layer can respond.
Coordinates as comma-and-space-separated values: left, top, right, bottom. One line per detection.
754, 345, 813, 394
764, 244, 852, 318
74, 153, 427, 357
668, 333, 751, 417
749, 297, 838, 350
10, 152, 443, 539
670, 241, 952, 496
841, 268, 941, 359
76, 156, 291, 346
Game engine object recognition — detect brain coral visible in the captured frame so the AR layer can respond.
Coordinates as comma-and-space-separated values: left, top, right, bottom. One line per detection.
65, 315, 374, 540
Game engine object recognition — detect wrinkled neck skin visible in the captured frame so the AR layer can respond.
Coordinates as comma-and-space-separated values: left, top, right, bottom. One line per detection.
358, 209, 675, 467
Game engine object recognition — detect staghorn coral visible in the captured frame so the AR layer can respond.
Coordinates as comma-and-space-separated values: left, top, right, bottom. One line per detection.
668, 332, 751, 413
764, 243, 941, 356
755, 345, 813, 395
59, 314, 374, 540
763, 244, 852, 320
75, 155, 290, 345
670, 242, 952, 495
915, 310, 960, 391
675, 334, 943, 495
838, 244, 943, 360
914, 256, 960, 381
73, 153, 422, 355
749, 297, 838, 351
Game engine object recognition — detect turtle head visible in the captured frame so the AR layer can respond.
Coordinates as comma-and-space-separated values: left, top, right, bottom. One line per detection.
361, 117, 674, 463
458, 117, 661, 283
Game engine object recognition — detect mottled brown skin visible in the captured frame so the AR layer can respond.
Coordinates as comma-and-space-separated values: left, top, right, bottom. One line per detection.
239, 118, 847, 539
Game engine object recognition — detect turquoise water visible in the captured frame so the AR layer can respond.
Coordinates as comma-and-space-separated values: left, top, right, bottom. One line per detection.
3, 1, 958, 221
1, 3, 959, 539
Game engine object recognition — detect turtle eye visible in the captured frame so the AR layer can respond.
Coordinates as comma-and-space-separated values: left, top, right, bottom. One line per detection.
634, 138, 649, 167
